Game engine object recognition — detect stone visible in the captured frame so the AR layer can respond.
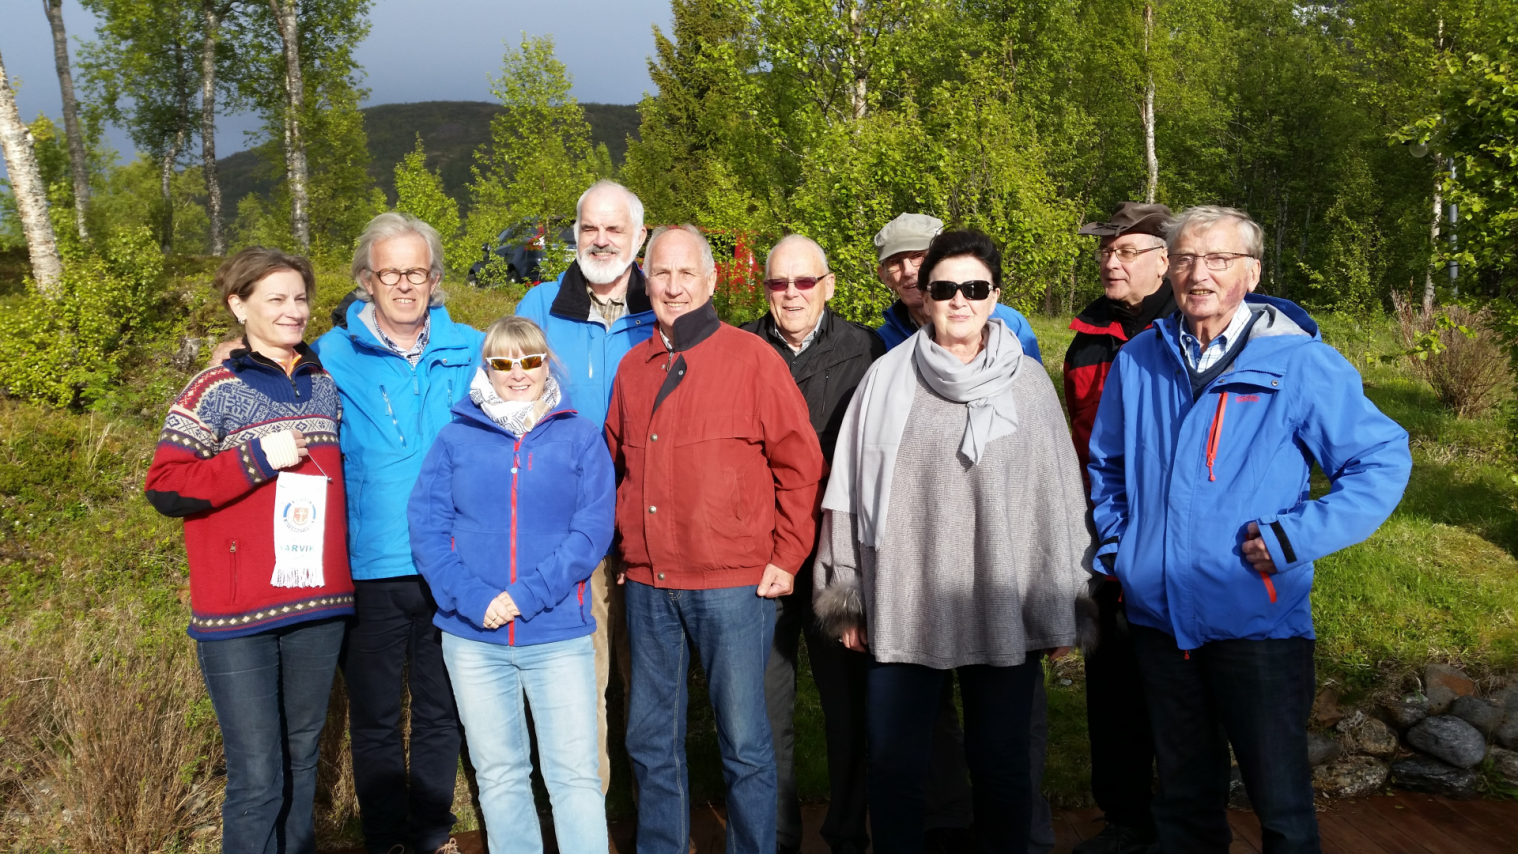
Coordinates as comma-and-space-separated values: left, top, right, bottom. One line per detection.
1313, 755, 1390, 798
1407, 715, 1487, 769
1343, 716, 1400, 758
1450, 696, 1504, 738
1381, 700, 1428, 732
1392, 755, 1479, 799
1496, 715, 1518, 750
1313, 688, 1346, 727
1491, 746, 1518, 786
1424, 664, 1476, 714
1493, 686, 1518, 714
1307, 731, 1342, 767
1228, 766, 1252, 811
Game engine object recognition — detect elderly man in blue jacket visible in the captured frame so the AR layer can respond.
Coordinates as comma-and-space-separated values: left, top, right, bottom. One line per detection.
515, 179, 656, 794
1088, 206, 1411, 854
314, 212, 484, 854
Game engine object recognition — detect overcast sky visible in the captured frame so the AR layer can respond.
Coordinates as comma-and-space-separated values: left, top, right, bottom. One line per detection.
1, 0, 671, 177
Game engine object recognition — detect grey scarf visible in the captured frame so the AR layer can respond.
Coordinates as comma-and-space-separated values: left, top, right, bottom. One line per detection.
822, 318, 1023, 548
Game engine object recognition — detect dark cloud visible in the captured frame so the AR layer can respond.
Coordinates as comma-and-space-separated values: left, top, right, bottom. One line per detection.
1, 0, 669, 176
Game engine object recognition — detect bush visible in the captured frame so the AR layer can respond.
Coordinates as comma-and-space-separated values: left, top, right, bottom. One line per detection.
0, 228, 165, 408
1390, 292, 1509, 418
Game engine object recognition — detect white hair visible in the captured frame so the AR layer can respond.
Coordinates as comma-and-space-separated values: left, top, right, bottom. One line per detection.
574, 179, 645, 233
646, 224, 716, 274
351, 211, 447, 306
1167, 205, 1264, 258
765, 234, 829, 278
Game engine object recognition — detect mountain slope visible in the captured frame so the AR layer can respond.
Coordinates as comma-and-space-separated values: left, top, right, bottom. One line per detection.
217, 100, 640, 211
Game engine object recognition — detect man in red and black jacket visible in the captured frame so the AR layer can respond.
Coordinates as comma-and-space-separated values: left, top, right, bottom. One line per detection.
1063, 201, 1174, 854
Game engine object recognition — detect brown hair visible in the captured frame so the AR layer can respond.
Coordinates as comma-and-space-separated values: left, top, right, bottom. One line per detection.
214, 247, 317, 320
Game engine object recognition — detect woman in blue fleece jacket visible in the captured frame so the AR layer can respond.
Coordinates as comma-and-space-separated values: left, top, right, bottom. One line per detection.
408, 316, 615, 854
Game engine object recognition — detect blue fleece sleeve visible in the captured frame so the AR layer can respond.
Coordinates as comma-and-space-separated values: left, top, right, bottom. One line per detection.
504, 426, 617, 621
995, 305, 1044, 365
1254, 345, 1411, 574
1087, 352, 1131, 564
407, 434, 503, 628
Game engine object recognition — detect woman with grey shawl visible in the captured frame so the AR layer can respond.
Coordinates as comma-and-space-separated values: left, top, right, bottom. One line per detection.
813, 230, 1092, 854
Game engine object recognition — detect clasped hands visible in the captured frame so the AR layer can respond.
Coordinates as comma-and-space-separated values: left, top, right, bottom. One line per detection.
611, 563, 796, 599
482, 591, 520, 630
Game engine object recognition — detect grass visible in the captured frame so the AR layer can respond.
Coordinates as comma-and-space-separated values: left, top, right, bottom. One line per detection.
0, 286, 1515, 845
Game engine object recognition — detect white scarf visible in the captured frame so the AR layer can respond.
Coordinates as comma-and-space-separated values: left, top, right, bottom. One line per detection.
469, 368, 561, 435
822, 318, 1022, 548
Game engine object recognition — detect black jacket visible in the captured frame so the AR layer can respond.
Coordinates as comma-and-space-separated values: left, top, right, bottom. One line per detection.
741, 308, 886, 465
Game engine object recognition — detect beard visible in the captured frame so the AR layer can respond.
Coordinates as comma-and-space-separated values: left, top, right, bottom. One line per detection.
579, 244, 632, 285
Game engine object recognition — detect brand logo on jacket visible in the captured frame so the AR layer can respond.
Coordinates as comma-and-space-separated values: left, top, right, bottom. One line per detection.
1235, 394, 1261, 403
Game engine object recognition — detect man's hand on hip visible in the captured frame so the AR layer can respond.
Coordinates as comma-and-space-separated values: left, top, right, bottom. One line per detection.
1243, 521, 1278, 575
756, 564, 794, 598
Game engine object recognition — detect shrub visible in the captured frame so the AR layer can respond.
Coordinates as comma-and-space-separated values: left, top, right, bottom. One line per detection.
1390, 291, 1508, 419
0, 228, 165, 408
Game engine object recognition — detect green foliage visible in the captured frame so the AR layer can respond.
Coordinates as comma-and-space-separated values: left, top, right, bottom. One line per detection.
0, 228, 164, 408
461, 34, 606, 266
394, 135, 465, 270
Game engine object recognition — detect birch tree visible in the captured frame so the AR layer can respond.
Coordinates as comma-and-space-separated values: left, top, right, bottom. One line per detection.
200, 1, 240, 255
267, 0, 311, 250
43, 0, 92, 241
0, 48, 65, 298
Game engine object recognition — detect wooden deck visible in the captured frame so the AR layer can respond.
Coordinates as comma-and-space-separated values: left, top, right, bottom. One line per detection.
323, 793, 1518, 854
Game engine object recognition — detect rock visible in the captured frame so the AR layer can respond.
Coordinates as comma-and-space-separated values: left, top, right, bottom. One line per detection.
1307, 731, 1342, 767
1496, 715, 1518, 750
1313, 755, 1390, 798
1381, 700, 1428, 732
1493, 686, 1518, 714
1343, 716, 1400, 758
1451, 696, 1504, 738
1407, 716, 1487, 768
1491, 746, 1518, 786
1392, 755, 1479, 799
1228, 766, 1252, 811
1424, 664, 1476, 714
1313, 688, 1346, 727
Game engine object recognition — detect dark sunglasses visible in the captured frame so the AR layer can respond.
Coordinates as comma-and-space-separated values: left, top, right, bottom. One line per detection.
922, 280, 995, 301
762, 275, 828, 291
485, 354, 547, 371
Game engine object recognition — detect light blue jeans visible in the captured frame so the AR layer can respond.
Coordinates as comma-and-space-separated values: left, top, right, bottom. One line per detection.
440, 632, 606, 854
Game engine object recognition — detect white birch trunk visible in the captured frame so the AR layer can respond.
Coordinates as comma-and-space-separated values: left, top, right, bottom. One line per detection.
201, 2, 225, 255
44, 0, 90, 242
0, 48, 64, 299
269, 0, 310, 251
1142, 3, 1158, 204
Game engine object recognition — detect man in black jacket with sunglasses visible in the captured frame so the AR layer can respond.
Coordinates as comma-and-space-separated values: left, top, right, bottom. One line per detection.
742, 234, 884, 854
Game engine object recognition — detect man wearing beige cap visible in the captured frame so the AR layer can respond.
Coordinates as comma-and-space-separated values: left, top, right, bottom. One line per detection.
873, 213, 1043, 363
1064, 200, 1174, 854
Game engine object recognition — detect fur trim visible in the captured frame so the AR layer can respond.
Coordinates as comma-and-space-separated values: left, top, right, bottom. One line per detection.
1076, 591, 1101, 656
813, 574, 866, 640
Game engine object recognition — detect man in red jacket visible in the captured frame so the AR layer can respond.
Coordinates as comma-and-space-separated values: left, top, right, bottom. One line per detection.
606, 224, 824, 854
1063, 201, 1174, 854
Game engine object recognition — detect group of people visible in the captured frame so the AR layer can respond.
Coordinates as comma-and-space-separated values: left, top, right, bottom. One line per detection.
145, 177, 1413, 854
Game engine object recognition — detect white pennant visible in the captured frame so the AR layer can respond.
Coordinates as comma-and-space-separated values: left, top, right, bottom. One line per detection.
271, 471, 327, 588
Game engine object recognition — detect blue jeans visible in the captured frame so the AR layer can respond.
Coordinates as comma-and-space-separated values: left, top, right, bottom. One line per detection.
441, 633, 606, 854
1131, 625, 1320, 854
865, 658, 1040, 854
625, 581, 777, 854
197, 618, 346, 854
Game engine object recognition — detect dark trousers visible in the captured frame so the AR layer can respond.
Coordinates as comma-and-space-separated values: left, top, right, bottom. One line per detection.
1131, 625, 1320, 854
197, 618, 345, 854
1084, 580, 1157, 832
342, 577, 462, 854
865, 658, 1040, 854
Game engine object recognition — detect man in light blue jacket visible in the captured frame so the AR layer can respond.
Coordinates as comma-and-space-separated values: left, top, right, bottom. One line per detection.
314, 212, 483, 854
515, 179, 656, 793
1088, 206, 1411, 854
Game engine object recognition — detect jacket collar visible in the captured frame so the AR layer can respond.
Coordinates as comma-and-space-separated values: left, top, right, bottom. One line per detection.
750, 307, 834, 363
549, 261, 652, 320
1155, 294, 1318, 373
882, 299, 917, 335
655, 299, 721, 355
450, 388, 579, 438
1071, 283, 1176, 340
228, 340, 323, 375
342, 301, 474, 356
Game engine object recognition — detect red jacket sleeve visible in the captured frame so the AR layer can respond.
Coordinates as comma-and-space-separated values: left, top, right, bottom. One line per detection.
144, 392, 279, 517
1063, 359, 1111, 476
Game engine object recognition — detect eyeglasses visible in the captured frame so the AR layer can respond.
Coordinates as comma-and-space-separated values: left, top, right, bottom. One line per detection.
763, 275, 830, 291
1170, 253, 1255, 272
922, 280, 995, 301
485, 354, 547, 372
1095, 245, 1164, 263
369, 267, 435, 286
881, 251, 926, 272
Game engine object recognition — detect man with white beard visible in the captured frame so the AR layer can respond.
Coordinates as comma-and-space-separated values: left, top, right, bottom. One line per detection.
515, 179, 655, 794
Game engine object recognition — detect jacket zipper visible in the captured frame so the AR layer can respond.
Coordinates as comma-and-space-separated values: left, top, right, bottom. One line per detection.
228, 540, 240, 604
578, 581, 586, 624
1204, 390, 1228, 482
509, 436, 522, 646
379, 385, 407, 446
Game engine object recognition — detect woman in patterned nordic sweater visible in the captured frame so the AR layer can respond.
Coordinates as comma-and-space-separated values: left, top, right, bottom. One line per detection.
145, 248, 353, 854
